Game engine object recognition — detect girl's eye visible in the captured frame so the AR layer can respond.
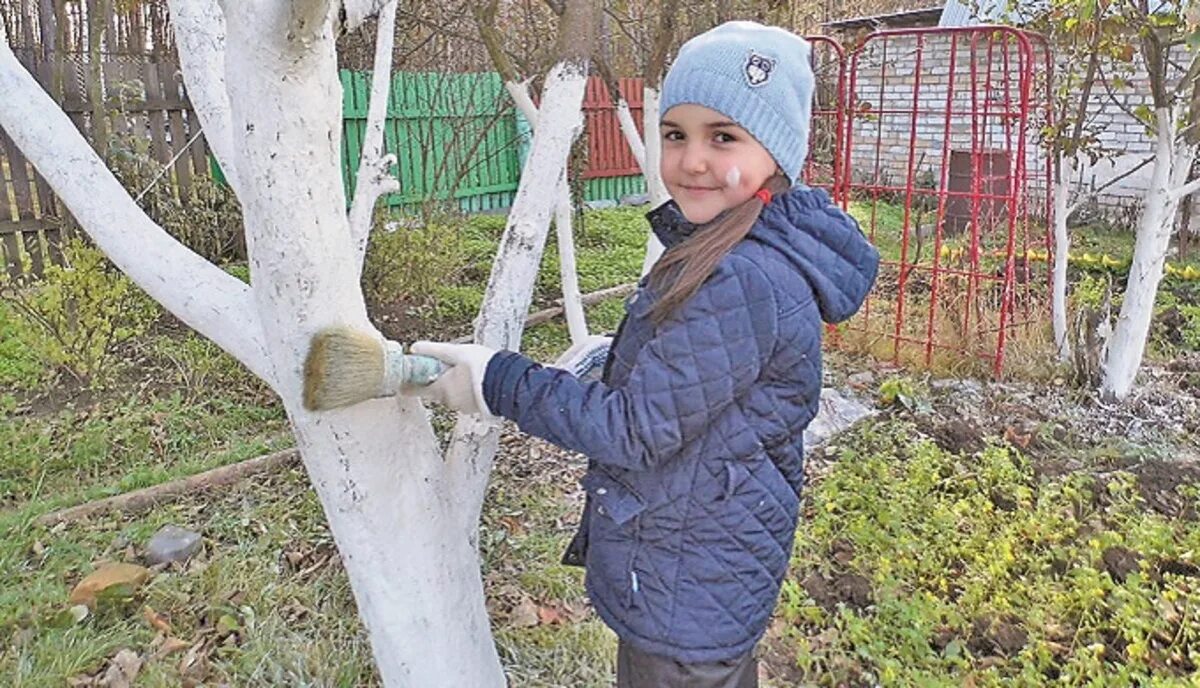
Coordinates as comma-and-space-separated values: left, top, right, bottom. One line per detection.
664, 130, 684, 142
714, 131, 737, 143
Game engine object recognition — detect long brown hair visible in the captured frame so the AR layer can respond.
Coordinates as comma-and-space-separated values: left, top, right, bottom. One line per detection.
648, 173, 791, 323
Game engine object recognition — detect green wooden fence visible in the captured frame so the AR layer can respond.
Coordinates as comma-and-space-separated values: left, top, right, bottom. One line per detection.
216, 72, 646, 212
339, 70, 645, 214
341, 70, 526, 212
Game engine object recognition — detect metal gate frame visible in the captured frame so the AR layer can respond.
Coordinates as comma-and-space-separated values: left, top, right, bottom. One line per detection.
806, 26, 1055, 377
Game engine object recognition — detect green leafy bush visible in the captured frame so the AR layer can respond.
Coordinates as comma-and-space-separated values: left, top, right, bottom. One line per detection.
1, 238, 159, 384
362, 215, 467, 307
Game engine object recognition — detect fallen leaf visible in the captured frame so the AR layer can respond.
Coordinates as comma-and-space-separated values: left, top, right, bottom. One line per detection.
498, 515, 526, 536
69, 563, 151, 608
509, 597, 539, 628
536, 604, 563, 625
1003, 425, 1032, 449
152, 637, 191, 660
99, 649, 142, 688
142, 606, 172, 634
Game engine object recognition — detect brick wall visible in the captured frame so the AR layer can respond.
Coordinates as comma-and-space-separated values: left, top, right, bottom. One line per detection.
844, 34, 1051, 216
839, 32, 1196, 228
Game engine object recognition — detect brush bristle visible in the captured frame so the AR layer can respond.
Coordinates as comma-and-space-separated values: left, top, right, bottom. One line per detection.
303, 326, 387, 411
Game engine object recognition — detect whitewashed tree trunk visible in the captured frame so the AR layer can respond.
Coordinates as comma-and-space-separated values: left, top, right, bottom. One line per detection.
615, 98, 646, 168
503, 78, 589, 344
641, 85, 668, 275
1051, 165, 1072, 361
1, 3, 536, 684
442, 57, 593, 533
1101, 108, 1197, 401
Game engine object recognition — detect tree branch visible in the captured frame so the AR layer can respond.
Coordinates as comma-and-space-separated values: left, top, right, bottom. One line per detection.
341, 0, 392, 31
645, 0, 679, 88
0, 38, 273, 384
1097, 61, 1152, 125
1067, 154, 1156, 215
166, 0, 242, 194
1170, 172, 1200, 201
395, 5, 484, 45
594, 52, 646, 169
473, 0, 524, 84
350, 0, 400, 270
602, 6, 648, 59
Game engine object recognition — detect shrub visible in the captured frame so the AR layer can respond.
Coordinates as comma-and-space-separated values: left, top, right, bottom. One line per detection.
1, 238, 159, 385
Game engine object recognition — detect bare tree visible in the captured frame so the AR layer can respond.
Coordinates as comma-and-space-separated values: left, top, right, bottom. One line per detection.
0, 0, 597, 684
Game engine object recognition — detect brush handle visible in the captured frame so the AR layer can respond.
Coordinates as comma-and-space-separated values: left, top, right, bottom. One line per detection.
404, 354, 446, 386
383, 342, 446, 393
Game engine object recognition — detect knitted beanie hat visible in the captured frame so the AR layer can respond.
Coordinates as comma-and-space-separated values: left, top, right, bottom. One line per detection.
660, 21, 815, 182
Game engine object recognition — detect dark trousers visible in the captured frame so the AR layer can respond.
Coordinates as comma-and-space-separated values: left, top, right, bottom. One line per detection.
616, 640, 758, 688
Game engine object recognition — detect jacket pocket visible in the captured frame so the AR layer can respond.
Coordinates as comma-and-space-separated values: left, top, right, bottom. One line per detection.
582, 471, 645, 527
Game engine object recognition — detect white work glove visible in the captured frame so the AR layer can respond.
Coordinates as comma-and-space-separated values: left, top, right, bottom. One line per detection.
408, 341, 498, 418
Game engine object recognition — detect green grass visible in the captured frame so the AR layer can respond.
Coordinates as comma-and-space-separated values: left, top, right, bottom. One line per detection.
422, 206, 648, 329
848, 199, 906, 262
0, 465, 375, 686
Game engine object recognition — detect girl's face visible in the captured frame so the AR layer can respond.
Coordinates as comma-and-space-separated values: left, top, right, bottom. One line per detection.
660, 104, 779, 224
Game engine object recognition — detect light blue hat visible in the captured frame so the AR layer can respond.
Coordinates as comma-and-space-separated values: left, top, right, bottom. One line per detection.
660, 21, 815, 182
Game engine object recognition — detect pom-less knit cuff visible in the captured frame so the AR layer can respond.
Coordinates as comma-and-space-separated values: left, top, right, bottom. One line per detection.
482, 350, 539, 418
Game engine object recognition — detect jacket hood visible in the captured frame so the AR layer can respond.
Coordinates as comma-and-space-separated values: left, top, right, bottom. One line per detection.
646, 186, 880, 323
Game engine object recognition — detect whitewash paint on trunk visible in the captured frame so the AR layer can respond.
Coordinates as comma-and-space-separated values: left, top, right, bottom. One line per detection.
3, 1, 598, 680
1101, 108, 1196, 400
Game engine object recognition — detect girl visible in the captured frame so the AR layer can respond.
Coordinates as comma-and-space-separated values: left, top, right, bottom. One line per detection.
412, 21, 880, 688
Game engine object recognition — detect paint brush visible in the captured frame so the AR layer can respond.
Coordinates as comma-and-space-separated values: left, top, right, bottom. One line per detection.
302, 326, 445, 411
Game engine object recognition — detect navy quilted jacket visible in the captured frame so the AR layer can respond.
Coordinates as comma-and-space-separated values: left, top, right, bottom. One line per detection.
482, 185, 879, 663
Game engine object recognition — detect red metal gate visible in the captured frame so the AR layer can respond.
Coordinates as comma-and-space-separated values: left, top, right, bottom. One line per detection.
806, 27, 1054, 377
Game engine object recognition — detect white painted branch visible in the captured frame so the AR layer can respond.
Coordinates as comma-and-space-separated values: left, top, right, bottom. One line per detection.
504, 78, 588, 344
444, 63, 588, 532
350, 0, 400, 268
475, 61, 587, 350
556, 173, 588, 344
0, 37, 272, 384
166, 0, 241, 195
504, 78, 540, 125
1170, 168, 1200, 201
615, 97, 646, 169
